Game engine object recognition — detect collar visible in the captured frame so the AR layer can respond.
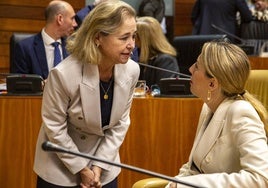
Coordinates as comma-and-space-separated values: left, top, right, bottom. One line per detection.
41, 28, 62, 46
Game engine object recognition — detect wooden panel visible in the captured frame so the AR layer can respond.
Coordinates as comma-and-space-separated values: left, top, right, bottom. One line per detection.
0, 44, 9, 56
0, 96, 42, 188
0, 32, 12, 72
0, 5, 44, 20
0, 18, 45, 32
0, 0, 84, 9
0, 31, 13, 44
174, 0, 195, 36
0, 57, 9, 73
0, 96, 203, 188
249, 56, 268, 69
118, 97, 203, 187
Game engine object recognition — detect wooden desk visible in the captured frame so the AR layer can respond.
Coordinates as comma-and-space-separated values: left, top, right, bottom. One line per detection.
118, 97, 203, 187
0, 96, 42, 188
249, 56, 268, 70
0, 96, 203, 188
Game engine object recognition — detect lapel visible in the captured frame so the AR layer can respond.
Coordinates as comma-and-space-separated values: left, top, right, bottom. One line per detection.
33, 33, 49, 78
109, 64, 132, 127
79, 63, 131, 134
189, 100, 232, 170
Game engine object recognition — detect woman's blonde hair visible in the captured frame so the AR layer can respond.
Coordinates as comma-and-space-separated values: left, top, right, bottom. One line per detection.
136, 16, 177, 64
66, 0, 136, 65
200, 41, 268, 136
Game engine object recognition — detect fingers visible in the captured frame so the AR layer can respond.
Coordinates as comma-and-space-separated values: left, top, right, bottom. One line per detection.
169, 182, 177, 188
80, 181, 102, 188
80, 166, 102, 188
91, 181, 102, 188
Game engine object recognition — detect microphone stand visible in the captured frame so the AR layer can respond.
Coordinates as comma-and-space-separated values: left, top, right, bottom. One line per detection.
211, 24, 243, 43
138, 62, 191, 78
42, 141, 205, 188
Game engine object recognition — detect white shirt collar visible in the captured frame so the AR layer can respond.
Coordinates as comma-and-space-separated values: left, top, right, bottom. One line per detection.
41, 28, 61, 45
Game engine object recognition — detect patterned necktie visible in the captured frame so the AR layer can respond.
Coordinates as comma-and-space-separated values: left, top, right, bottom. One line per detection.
51, 42, 61, 67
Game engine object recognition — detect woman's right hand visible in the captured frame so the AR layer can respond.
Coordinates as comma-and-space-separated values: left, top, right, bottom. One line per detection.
79, 167, 95, 187
169, 182, 177, 188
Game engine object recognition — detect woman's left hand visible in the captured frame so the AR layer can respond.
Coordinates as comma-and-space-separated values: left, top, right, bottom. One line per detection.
80, 166, 102, 188
79, 167, 100, 188
90, 166, 102, 188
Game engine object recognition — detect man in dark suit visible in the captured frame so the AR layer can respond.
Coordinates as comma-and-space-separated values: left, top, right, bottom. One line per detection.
191, 0, 252, 41
13, 0, 77, 79
138, 0, 166, 33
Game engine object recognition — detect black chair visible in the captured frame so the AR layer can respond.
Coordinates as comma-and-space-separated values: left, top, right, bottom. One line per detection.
239, 21, 268, 55
172, 34, 227, 75
240, 21, 268, 40
9, 32, 34, 73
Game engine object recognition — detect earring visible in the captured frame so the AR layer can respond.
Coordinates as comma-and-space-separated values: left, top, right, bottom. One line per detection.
96, 43, 100, 48
207, 90, 211, 101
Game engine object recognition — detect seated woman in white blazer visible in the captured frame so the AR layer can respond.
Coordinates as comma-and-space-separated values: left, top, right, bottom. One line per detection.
168, 41, 268, 188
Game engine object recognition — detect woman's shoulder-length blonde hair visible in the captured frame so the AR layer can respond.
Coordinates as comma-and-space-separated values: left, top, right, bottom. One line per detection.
66, 0, 136, 65
136, 16, 177, 64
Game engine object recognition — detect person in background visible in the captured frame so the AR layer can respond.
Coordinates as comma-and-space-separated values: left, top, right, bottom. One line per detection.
136, 16, 179, 88
33, 1, 139, 187
75, 0, 109, 29
13, 0, 77, 80
249, 0, 268, 21
252, 0, 268, 10
167, 41, 268, 188
191, 0, 252, 41
138, 0, 167, 34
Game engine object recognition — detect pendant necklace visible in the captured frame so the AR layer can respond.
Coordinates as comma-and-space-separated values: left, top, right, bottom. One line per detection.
100, 78, 113, 100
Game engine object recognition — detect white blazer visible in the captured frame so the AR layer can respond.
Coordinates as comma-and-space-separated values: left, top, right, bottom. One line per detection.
172, 99, 268, 188
34, 55, 140, 186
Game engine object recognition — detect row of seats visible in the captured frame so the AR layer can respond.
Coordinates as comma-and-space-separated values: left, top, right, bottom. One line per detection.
11, 32, 267, 76
9, 33, 226, 76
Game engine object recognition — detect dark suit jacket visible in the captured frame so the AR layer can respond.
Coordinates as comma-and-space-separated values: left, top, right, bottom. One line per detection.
138, 0, 165, 23
13, 32, 68, 79
75, 4, 95, 28
139, 53, 179, 88
191, 0, 252, 38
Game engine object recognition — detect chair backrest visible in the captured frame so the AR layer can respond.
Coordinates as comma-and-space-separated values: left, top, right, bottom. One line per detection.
132, 178, 168, 188
245, 70, 268, 110
9, 32, 34, 73
172, 34, 227, 75
240, 21, 268, 40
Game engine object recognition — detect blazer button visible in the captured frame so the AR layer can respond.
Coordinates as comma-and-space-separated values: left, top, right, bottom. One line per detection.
80, 135, 87, 140
205, 156, 211, 163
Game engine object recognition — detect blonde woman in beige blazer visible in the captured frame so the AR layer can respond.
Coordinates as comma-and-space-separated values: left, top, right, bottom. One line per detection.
33, 1, 139, 188
168, 41, 268, 188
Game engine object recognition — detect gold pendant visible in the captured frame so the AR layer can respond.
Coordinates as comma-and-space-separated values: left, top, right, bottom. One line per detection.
104, 94, 108, 100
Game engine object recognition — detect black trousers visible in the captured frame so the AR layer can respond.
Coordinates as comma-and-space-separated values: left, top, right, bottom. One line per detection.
37, 176, 118, 188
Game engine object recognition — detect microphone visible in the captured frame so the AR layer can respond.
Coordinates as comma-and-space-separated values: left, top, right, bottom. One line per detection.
42, 141, 205, 188
211, 24, 244, 43
138, 62, 191, 78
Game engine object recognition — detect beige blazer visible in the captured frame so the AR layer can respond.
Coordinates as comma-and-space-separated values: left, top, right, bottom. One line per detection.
173, 99, 268, 188
34, 55, 140, 186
